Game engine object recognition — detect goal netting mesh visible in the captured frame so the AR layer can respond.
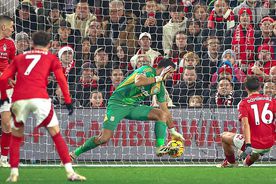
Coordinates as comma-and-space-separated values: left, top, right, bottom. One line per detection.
0, 0, 275, 166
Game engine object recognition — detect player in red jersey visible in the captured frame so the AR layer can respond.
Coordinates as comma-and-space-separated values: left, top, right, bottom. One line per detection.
0, 15, 16, 167
217, 76, 276, 168
0, 31, 86, 182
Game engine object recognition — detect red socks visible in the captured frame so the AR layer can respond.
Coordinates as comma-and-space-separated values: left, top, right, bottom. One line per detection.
9, 135, 23, 168
52, 132, 71, 164
1, 132, 11, 157
225, 154, 236, 164
245, 155, 254, 166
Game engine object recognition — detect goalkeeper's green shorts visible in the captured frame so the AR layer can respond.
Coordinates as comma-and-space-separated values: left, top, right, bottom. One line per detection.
103, 102, 154, 131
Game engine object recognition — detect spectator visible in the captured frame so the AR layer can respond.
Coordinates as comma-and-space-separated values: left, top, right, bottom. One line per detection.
270, 66, 276, 83
186, 19, 203, 55
172, 67, 203, 107
193, 4, 208, 29
15, 31, 30, 54
188, 95, 203, 108
102, 0, 137, 55
15, 1, 38, 34
211, 49, 246, 84
263, 81, 276, 98
201, 36, 222, 88
136, 0, 163, 52
113, 44, 131, 73
162, 5, 187, 55
170, 31, 192, 61
75, 37, 93, 75
65, 0, 97, 36
73, 62, 99, 106
231, 8, 255, 66
54, 20, 81, 49
272, 21, 276, 59
53, 85, 81, 108
49, 38, 61, 56
93, 47, 112, 89
105, 67, 124, 100
38, 3, 64, 35
207, 77, 242, 107
233, 0, 270, 26
86, 90, 105, 108
85, 19, 113, 55
207, 0, 235, 37
254, 16, 274, 54
177, 52, 201, 83
130, 32, 162, 70
248, 44, 276, 81
58, 46, 77, 85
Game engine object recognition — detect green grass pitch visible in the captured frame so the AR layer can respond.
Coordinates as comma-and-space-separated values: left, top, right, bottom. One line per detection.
1, 167, 276, 184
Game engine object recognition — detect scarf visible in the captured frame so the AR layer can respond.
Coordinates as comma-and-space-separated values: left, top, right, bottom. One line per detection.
63, 60, 75, 77
215, 91, 233, 106
232, 24, 254, 63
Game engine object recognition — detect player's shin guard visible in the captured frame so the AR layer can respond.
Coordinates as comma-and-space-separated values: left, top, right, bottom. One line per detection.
1, 132, 11, 158
52, 132, 71, 165
74, 136, 99, 157
155, 121, 167, 147
9, 135, 23, 168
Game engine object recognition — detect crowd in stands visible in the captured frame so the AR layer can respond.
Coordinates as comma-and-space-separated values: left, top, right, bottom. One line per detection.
7, 0, 276, 108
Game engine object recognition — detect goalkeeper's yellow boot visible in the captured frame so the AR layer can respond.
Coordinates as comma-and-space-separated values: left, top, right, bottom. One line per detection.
67, 172, 86, 181
6, 174, 18, 183
155, 146, 179, 157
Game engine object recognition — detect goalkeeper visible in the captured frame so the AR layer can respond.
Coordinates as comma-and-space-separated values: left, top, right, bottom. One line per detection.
70, 58, 184, 159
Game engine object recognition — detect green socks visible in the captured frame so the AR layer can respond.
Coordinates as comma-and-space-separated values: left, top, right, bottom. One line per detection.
74, 136, 99, 157
154, 121, 167, 147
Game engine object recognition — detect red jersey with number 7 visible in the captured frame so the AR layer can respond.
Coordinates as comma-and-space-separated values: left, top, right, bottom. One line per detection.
238, 93, 276, 149
0, 49, 71, 104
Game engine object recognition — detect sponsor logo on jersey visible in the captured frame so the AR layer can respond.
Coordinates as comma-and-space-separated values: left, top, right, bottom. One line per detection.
3, 44, 7, 51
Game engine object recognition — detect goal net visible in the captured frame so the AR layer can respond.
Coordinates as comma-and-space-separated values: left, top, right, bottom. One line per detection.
0, 0, 275, 166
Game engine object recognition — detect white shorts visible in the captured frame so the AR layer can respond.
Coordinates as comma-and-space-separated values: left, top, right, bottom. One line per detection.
11, 98, 59, 128
0, 88, 13, 113
233, 134, 271, 154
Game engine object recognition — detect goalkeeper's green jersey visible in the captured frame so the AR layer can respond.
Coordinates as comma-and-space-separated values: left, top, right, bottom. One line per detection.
109, 65, 166, 105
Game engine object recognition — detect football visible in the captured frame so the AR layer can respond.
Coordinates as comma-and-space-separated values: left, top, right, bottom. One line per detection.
168, 140, 184, 158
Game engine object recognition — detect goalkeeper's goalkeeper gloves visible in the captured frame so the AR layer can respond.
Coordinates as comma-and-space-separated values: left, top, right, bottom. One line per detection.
0, 98, 9, 107
65, 103, 74, 115
169, 128, 185, 141
155, 66, 173, 83
239, 144, 252, 160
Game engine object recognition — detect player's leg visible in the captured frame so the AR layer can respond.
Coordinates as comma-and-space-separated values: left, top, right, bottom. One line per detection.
0, 111, 11, 167
31, 98, 85, 181
47, 125, 86, 181
217, 132, 241, 167
125, 106, 175, 156
71, 103, 129, 159
243, 153, 260, 167
6, 120, 24, 182
0, 89, 13, 167
72, 129, 114, 160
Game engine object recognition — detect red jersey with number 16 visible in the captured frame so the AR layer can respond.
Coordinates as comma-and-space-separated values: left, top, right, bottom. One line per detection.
238, 93, 276, 149
0, 49, 71, 104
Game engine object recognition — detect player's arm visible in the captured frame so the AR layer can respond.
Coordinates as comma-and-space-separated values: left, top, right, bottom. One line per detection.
53, 68, 72, 104
135, 66, 173, 87
0, 61, 16, 100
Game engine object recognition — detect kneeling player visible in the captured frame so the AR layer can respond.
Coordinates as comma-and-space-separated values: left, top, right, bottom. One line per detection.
217, 76, 276, 167
0, 31, 86, 182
